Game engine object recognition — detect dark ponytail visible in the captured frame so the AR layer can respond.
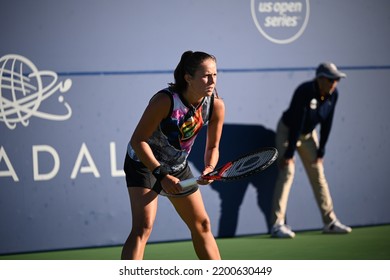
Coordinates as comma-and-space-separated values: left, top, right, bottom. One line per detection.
169, 51, 216, 94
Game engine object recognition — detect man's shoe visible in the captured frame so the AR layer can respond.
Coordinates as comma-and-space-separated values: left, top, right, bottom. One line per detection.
323, 220, 352, 234
271, 224, 296, 238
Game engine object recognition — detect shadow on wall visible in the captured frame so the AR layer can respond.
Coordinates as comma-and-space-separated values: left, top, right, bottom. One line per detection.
189, 123, 278, 237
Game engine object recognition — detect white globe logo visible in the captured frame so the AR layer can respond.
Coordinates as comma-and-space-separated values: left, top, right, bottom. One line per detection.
0, 54, 72, 129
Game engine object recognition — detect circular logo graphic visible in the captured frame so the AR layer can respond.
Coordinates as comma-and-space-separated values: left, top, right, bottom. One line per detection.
0, 54, 43, 128
0, 54, 72, 129
251, 0, 310, 44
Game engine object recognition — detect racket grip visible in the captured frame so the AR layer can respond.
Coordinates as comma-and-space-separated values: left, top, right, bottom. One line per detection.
179, 177, 199, 188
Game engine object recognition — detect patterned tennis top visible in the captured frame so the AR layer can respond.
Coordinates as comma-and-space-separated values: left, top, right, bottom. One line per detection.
127, 87, 214, 171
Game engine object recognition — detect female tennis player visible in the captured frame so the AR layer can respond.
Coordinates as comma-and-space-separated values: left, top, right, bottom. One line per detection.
121, 51, 224, 260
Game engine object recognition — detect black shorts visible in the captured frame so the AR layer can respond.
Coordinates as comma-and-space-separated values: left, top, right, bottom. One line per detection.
123, 153, 198, 196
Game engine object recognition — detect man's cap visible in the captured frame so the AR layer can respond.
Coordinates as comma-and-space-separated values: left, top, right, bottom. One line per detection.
316, 62, 346, 79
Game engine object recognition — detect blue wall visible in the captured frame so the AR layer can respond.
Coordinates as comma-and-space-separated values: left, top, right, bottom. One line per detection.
1, 0, 389, 254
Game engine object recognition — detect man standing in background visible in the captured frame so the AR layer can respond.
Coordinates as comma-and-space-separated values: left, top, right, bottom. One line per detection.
270, 62, 352, 238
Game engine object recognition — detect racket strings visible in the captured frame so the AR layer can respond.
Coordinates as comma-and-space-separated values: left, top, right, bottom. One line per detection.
222, 150, 276, 178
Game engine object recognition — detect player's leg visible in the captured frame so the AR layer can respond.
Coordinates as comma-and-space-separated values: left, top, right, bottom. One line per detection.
169, 190, 221, 260
121, 187, 158, 260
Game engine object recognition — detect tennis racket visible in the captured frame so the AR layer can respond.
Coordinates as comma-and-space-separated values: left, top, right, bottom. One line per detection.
160, 147, 278, 197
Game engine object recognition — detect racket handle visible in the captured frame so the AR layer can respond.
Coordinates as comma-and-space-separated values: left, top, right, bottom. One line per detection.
179, 177, 199, 188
